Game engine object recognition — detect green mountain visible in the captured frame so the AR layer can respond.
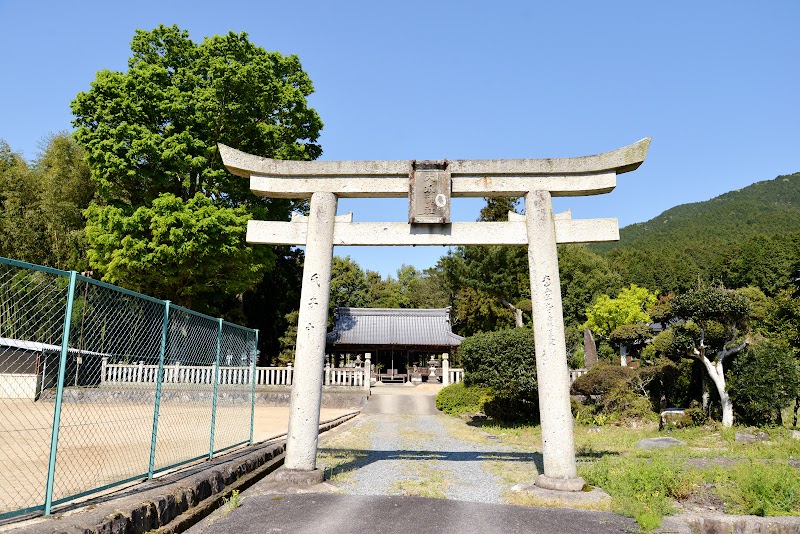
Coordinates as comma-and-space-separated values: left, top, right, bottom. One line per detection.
590, 172, 800, 294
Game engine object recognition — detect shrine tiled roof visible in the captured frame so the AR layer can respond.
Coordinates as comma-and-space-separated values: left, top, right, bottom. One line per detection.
326, 307, 463, 347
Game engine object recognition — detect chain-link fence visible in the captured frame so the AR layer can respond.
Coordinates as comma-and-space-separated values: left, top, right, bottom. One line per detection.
0, 257, 258, 519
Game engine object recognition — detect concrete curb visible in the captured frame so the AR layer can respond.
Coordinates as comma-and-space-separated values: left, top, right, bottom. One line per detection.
657, 512, 800, 533
9, 412, 358, 534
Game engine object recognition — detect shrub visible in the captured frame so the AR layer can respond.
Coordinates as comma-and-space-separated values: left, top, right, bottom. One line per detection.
600, 381, 657, 423
459, 328, 539, 424
435, 382, 490, 415
460, 328, 537, 399
728, 340, 800, 426
571, 364, 636, 396
483, 395, 539, 424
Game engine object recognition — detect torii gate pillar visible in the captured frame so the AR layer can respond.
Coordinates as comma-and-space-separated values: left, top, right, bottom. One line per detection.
283, 192, 337, 477
219, 138, 651, 490
526, 190, 580, 488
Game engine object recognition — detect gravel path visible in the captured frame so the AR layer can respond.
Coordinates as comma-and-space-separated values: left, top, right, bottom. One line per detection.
318, 389, 539, 505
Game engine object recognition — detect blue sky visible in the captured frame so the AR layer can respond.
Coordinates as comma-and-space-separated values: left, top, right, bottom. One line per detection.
1, 1, 798, 277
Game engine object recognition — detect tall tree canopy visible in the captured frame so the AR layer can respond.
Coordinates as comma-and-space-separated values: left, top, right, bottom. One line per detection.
71, 24, 322, 211
584, 284, 657, 338
0, 135, 94, 270
70, 25, 322, 315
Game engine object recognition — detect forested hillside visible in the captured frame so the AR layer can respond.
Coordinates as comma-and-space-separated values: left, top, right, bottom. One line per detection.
593, 173, 800, 294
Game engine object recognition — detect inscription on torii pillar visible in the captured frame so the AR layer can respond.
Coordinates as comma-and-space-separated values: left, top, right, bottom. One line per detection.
219, 138, 651, 490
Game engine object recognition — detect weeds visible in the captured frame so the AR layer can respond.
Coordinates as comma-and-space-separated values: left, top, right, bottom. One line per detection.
716, 461, 800, 516
220, 490, 240, 517
389, 462, 449, 498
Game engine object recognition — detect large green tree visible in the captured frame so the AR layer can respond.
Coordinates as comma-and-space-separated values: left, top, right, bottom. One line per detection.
71, 25, 322, 317
71, 24, 321, 210
0, 140, 44, 264
35, 133, 96, 270
85, 193, 263, 310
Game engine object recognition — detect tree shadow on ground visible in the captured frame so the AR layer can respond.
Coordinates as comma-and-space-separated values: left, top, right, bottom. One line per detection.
317, 447, 545, 477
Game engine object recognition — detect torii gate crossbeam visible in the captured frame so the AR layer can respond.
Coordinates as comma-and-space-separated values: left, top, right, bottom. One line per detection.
220, 138, 650, 491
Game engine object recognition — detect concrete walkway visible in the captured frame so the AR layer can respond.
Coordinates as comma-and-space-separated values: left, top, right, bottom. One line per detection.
192, 493, 636, 534
188, 385, 637, 534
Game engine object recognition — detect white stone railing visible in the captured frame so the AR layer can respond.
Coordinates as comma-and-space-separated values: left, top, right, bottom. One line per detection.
449, 368, 464, 384
102, 361, 247, 385
324, 363, 366, 387
101, 360, 363, 388
569, 368, 588, 384
101, 359, 297, 387
256, 365, 294, 386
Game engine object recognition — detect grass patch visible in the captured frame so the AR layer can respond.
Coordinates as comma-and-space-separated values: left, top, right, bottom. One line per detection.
316, 419, 375, 483
439, 414, 496, 445
442, 413, 800, 531
716, 461, 800, 516
581, 455, 698, 531
389, 461, 449, 498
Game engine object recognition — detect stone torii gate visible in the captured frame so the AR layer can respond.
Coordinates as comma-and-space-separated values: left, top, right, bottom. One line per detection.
219, 138, 650, 491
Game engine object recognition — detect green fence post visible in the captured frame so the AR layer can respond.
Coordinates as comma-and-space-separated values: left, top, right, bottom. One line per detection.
148, 301, 170, 479
44, 271, 78, 515
209, 318, 223, 459
249, 329, 259, 444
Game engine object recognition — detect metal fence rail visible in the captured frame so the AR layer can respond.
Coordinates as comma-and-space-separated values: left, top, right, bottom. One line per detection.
0, 257, 258, 519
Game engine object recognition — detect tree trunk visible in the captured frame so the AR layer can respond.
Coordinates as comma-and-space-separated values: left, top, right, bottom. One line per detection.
695, 342, 745, 428
501, 298, 524, 328
702, 358, 734, 427
701, 372, 710, 414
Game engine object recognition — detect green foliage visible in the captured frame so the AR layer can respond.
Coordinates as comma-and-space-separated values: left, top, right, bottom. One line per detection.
447, 245, 529, 327
609, 323, 653, 349
277, 310, 299, 364
672, 285, 751, 329
571, 364, 656, 422
401, 264, 452, 309
34, 133, 96, 270
681, 404, 709, 427
558, 244, 622, 325
85, 193, 263, 311
482, 395, 540, 424
0, 135, 95, 270
478, 197, 519, 222
0, 140, 47, 264
717, 461, 800, 516
435, 382, 490, 415
71, 24, 321, 209
452, 285, 516, 335
571, 365, 636, 396
762, 289, 800, 351
242, 246, 302, 359
728, 340, 800, 426
584, 284, 657, 338
461, 328, 537, 395
582, 455, 693, 530
329, 256, 370, 311
722, 233, 800, 296
460, 328, 538, 422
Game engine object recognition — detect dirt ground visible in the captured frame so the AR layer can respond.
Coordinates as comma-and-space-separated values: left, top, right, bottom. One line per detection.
0, 397, 353, 516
